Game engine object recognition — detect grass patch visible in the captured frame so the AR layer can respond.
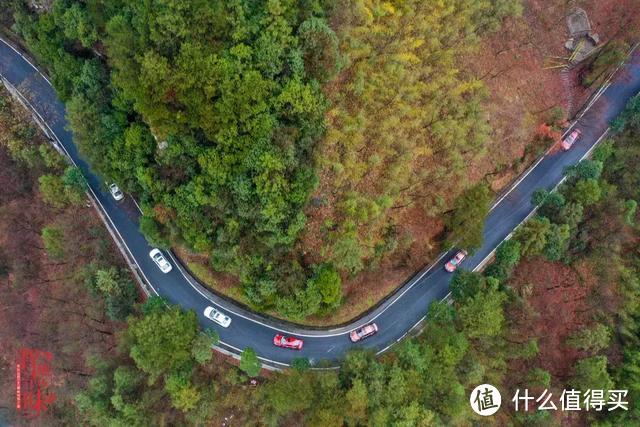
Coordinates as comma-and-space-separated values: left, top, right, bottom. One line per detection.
187, 262, 218, 288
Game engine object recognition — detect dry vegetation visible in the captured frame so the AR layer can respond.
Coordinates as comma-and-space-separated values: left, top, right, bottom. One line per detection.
0, 87, 132, 424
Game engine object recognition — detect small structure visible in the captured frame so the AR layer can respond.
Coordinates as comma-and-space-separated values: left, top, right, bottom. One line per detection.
567, 8, 591, 36
565, 8, 599, 64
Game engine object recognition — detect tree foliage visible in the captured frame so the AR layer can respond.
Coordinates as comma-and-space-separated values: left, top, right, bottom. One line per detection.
86, 267, 138, 320
445, 184, 492, 251
316, 0, 520, 274
240, 347, 261, 377
10, 0, 522, 318
514, 217, 552, 257
41, 224, 65, 260
127, 306, 198, 383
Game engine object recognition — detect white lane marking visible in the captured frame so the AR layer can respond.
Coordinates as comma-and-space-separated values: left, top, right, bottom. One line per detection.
0, 38, 53, 87
489, 42, 637, 214
441, 127, 611, 304
491, 155, 546, 210
168, 249, 450, 338
131, 196, 143, 214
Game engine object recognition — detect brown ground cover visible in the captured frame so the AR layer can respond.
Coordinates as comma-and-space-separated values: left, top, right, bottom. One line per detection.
0, 90, 129, 424
504, 256, 622, 425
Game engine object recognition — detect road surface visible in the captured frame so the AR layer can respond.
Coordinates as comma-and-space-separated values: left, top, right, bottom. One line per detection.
2, 38, 640, 368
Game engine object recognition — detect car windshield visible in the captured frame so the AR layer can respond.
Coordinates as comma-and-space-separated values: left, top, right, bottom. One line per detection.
153, 253, 163, 262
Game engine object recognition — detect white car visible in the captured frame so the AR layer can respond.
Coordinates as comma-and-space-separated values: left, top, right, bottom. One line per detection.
149, 248, 172, 273
109, 183, 124, 201
204, 306, 232, 328
349, 323, 378, 342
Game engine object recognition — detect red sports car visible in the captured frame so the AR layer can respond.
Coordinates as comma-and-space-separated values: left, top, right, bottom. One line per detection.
350, 323, 379, 343
273, 334, 304, 350
561, 129, 581, 151
445, 250, 467, 272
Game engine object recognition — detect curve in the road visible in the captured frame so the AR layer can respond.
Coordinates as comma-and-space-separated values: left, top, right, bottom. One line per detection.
2, 37, 640, 368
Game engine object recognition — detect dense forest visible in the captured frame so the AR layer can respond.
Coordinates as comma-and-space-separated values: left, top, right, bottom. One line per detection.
2, 0, 522, 319
3, 80, 640, 425
72, 90, 640, 426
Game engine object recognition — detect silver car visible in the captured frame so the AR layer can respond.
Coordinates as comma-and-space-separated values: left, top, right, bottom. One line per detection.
350, 323, 378, 342
109, 183, 124, 201
204, 306, 232, 328
149, 248, 172, 273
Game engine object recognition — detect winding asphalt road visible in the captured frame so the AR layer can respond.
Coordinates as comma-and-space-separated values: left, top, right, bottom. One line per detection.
2, 37, 640, 368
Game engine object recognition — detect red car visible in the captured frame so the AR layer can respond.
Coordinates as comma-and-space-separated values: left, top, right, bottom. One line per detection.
350, 323, 378, 343
445, 250, 467, 272
561, 129, 581, 151
273, 334, 304, 350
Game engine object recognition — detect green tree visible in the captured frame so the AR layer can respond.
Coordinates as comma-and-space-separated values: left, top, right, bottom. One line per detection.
572, 179, 602, 206
567, 323, 611, 352
38, 174, 67, 208
60, 2, 98, 48
484, 239, 521, 281
514, 217, 552, 257
310, 263, 342, 309
622, 199, 637, 225
538, 192, 566, 223
291, 357, 311, 371
570, 356, 614, 391
262, 371, 314, 415
565, 160, 603, 181
560, 202, 584, 230
298, 17, 341, 82
592, 139, 615, 163
127, 306, 198, 383
531, 188, 549, 206
62, 166, 87, 191
41, 225, 65, 260
164, 372, 201, 412
92, 267, 138, 320
542, 223, 570, 261
38, 144, 66, 170
141, 296, 168, 315
191, 330, 219, 365
449, 270, 484, 302
526, 368, 551, 389
139, 214, 170, 248
446, 184, 492, 251
240, 348, 261, 377
344, 378, 368, 423
457, 289, 507, 340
